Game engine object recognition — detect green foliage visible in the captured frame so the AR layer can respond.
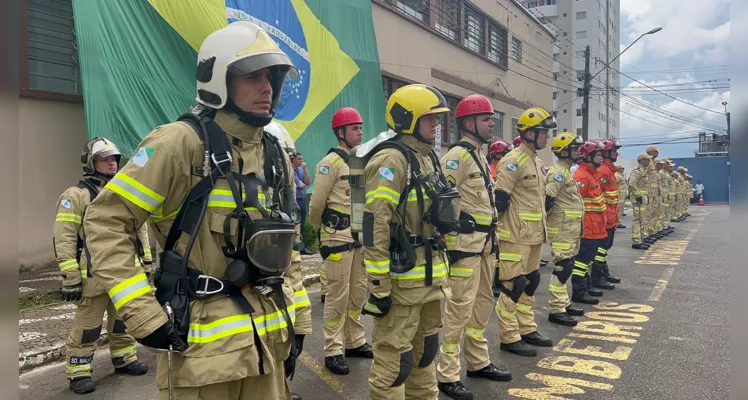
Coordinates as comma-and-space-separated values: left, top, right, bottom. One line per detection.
301, 219, 319, 251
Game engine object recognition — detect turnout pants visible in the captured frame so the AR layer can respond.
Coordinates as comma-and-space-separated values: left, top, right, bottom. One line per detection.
646, 194, 660, 236
617, 202, 624, 225
65, 293, 138, 379
322, 242, 367, 357
369, 300, 442, 400
496, 242, 542, 344
319, 268, 328, 298
658, 195, 670, 230
547, 227, 581, 314
436, 252, 496, 383
631, 198, 647, 244
571, 238, 602, 298
593, 228, 615, 281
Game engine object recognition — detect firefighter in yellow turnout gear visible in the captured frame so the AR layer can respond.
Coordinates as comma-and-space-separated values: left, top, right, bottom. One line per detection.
309, 107, 372, 376
435, 94, 512, 400
629, 154, 651, 250
83, 22, 304, 400
494, 107, 556, 357
54, 138, 149, 394
361, 84, 456, 400
645, 145, 663, 243
544, 132, 586, 327
615, 164, 627, 229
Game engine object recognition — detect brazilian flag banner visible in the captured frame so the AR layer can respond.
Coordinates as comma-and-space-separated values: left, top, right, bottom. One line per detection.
72, 0, 386, 188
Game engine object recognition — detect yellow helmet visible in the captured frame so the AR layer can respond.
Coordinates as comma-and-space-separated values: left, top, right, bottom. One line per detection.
551, 132, 583, 153
516, 107, 556, 133
81, 137, 121, 176
385, 84, 450, 134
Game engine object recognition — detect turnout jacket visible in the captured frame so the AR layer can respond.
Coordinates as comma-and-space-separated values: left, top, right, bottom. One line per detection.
83, 110, 302, 389
597, 159, 619, 229
309, 146, 355, 245
573, 162, 607, 239
545, 158, 584, 244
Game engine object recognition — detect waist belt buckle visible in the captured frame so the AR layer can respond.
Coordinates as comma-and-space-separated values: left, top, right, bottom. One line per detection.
196, 275, 225, 296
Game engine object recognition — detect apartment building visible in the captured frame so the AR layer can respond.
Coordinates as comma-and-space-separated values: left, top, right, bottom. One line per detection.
521, 0, 621, 141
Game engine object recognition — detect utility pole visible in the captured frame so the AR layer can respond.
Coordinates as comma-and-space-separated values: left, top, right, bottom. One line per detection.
581, 46, 591, 141
605, 1, 610, 138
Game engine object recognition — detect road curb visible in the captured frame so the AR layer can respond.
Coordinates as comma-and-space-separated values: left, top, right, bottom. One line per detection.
19, 333, 109, 373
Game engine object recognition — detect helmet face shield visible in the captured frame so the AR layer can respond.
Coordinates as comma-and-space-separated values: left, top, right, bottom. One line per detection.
538, 115, 557, 130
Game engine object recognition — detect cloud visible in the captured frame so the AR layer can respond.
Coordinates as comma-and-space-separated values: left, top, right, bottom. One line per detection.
619, 0, 730, 65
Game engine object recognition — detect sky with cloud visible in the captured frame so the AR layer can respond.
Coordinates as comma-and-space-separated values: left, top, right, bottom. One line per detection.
616, 0, 730, 159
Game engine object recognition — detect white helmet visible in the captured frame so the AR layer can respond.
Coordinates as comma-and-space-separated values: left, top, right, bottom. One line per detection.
265, 120, 295, 151
195, 21, 296, 115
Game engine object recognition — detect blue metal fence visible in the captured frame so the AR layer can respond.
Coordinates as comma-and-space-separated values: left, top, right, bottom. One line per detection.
669, 156, 730, 203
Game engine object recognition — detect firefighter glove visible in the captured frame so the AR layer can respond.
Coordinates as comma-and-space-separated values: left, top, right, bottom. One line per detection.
137, 320, 188, 352
362, 294, 392, 318
60, 284, 82, 302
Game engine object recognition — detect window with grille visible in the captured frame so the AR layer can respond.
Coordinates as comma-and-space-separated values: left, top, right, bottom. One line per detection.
447, 96, 460, 144
553, 92, 557, 100
493, 111, 504, 140
527, 1, 538, 8
488, 22, 508, 67
511, 117, 519, 137
26, 0, 81, 95
464, 6, 485, 54
511, 38, 522, 62
434, 0, 460, 41
576, 108, 582, 116
382, 76, 392, 102
396, 0, 429, 23
576, 11, 586, 20
576, 30, 586, 39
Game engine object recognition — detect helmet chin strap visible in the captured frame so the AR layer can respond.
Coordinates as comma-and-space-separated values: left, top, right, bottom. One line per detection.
225, 97, 274, 127
336, 128, 355, 149
463, 116, 489, 144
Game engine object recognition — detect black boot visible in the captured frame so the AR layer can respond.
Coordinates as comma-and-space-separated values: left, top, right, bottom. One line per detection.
549, 312, 578, 326
591, 263, 614, 290
593, 279, 615, 290
69, 377, 96, 394
114, 361, 149, 375
438, 381, 474, 400
324, 355, 350, 375
500, 340, 537, 357
521, 331, 553, 347
565, 305, 584, 316
572, 275, 599, 304
466, 363, 512, 381
540, 259, 549, 267
588, 287, 604, 296
617, 223, 626, 228
632, 243, 649, 250
345, 343, 374, 358
320, 294, 326, 304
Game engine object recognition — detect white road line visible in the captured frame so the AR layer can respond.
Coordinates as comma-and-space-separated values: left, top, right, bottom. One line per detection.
648, 268, 675, 301
19, 287, 37, 293
684, 226, 701, 240
19, 313, 76, 326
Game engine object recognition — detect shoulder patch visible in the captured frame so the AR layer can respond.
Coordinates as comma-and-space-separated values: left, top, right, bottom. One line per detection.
506, 163, 518, 172
131, 146, 155, 168
553, 174, 564, 182
60, 199, 72, 209
446, 160, 459, 170
379, 167, 395, 182
319, 166, 329, 175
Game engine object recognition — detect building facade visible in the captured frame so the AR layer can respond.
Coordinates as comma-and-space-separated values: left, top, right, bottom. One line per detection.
521, 0, 620, 141
373, 0, 555, 154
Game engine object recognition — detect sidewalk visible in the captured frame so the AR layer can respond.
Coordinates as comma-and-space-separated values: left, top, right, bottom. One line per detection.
18, 254, 323, 373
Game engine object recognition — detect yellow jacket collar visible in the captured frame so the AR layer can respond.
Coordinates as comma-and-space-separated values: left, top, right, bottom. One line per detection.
400, 134, 434, 156
214, 110, 264, 144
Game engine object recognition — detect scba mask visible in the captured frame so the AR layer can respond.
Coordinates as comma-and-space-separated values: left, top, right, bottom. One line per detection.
422, 173, 461, 234
223, 173, 297, 287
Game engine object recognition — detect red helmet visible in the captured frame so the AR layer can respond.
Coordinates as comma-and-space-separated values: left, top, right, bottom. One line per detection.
455, 94, 493, 119
489, 139, 512, 159
331, 107, 363, 130
513, 135, 522, 147
600, 139, 621, 152
579, 141, 602, 158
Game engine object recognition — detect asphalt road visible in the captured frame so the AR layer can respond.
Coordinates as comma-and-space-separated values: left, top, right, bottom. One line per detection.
19, 205, 729, 399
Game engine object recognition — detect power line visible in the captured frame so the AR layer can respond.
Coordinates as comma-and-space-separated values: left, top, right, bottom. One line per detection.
613, 66, 727, 115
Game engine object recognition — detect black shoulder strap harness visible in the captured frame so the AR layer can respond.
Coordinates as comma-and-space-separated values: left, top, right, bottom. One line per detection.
327, 147, 349, 164
450, 141, 499, 258
154, 110, 298, 379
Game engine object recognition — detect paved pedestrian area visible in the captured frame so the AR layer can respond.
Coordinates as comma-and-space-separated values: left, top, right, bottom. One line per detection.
18, 205, 729, 399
